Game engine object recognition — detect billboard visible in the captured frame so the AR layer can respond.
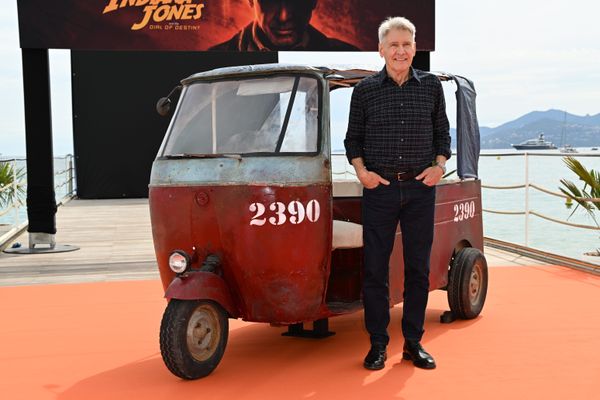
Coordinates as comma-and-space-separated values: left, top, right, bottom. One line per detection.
17, 0, 435, 51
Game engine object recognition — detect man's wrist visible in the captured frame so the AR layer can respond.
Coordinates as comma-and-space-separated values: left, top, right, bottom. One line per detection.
433, 162, 446, 174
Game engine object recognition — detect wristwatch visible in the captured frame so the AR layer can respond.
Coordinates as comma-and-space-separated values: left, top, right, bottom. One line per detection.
434, 162, 447, 174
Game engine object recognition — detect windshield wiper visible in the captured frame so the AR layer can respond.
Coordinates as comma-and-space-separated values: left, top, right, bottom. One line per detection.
165, 153, 242, 160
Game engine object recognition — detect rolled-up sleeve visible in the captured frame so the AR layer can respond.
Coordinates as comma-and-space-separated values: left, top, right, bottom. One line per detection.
344, 85, 366, 163
432, 80, 452, 160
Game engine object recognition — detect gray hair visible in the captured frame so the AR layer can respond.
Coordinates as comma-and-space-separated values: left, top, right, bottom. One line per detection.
378, 16, 416, 43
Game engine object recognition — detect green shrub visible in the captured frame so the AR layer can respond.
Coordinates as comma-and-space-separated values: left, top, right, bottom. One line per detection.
0, 162, 26, 209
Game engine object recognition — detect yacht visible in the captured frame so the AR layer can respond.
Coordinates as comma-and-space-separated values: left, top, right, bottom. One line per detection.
560, 144, 578, 153
512, 133, 557, 150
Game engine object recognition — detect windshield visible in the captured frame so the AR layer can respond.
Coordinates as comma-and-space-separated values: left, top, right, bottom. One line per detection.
162, 75, 320, 156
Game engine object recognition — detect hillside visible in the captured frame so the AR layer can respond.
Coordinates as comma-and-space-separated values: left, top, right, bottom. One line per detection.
476, 110, 600, 149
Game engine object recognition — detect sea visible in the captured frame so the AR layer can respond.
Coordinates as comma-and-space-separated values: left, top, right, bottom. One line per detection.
1, 151, 599, 264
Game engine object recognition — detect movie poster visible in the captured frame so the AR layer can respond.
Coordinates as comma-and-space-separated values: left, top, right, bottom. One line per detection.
17, 0, 435, 51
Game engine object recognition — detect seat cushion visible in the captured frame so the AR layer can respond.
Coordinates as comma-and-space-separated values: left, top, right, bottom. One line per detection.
332, 220, 363, 250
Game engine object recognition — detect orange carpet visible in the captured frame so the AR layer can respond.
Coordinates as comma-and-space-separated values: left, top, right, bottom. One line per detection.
0, 265, 599, 400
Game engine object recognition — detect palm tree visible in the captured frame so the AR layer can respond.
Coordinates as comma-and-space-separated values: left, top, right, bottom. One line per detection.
0, 161, 26, 209
559, 157, 600, 255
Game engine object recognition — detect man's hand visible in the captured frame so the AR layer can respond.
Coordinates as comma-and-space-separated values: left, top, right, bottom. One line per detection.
357, 168, 390, 189
416, 165, 444, 186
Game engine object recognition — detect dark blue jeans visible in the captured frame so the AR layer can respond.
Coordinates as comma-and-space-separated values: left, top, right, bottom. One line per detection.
362, 179, 436, 346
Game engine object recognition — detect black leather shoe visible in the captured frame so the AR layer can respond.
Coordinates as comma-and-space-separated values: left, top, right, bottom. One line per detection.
402, 340, 436, 369
363, 344, 387, 370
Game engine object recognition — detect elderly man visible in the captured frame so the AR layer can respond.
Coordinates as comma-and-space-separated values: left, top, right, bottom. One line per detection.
344, 16, 451, 370
209, 0, 358, 51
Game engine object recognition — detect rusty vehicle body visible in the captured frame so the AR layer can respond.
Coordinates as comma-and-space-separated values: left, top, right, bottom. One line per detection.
149, 64, 488, 379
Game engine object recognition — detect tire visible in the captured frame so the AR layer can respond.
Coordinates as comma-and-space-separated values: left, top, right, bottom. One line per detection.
160, 299, 229, 379
447, 247, 488, 319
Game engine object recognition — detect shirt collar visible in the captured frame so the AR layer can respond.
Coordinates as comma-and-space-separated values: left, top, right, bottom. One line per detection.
378, 66, 421, 86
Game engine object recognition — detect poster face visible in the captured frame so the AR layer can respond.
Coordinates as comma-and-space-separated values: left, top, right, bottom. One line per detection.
17, 0, 435, 51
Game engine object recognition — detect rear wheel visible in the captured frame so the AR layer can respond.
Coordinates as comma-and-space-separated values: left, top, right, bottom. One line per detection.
160, 299, 229, 379
448, 247, 488, 319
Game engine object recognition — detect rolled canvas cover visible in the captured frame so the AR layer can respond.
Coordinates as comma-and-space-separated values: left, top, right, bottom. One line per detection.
450, 74, 480, 179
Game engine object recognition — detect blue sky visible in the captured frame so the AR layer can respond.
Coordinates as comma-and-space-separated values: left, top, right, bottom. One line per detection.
2, 0, 600, 156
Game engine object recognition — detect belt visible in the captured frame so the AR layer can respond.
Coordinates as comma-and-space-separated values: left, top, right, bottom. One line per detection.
376, 164, 430, 182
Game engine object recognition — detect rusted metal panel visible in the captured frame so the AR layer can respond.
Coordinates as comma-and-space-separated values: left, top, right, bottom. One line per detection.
150, 156, 330, 187
182, 64, 323, 85
165, 271, 239, 318
150, 184, 332, 323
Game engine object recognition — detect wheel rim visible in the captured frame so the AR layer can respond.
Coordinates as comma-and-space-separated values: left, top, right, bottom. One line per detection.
186, 303, 221, 362
468, 261, 483, 305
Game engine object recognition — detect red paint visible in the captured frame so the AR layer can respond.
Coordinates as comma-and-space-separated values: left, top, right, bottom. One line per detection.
165, 271, 239, 318
150, 184, 332, 323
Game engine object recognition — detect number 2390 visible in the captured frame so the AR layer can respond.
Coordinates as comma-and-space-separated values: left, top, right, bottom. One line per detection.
453, 201, 476, 222
249, 200, 321, 226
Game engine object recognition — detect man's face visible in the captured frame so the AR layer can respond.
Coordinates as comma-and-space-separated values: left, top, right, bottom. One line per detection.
378, 28, 416, 76
250, 0, 317, 48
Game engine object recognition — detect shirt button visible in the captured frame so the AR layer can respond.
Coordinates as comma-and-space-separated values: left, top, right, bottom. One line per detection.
401, 103, 404, 106
399, 156, 403, 159
401, 121, 405, 124
401, 138, 405, 142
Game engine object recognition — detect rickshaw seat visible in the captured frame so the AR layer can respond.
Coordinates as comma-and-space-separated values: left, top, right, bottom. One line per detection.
332, 220, 363, 250
332, 180, 363, 197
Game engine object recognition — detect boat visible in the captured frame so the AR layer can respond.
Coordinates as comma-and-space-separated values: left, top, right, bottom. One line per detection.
558, 111, 578, 153
559, 144, 578, 153
512, 133, 557, 150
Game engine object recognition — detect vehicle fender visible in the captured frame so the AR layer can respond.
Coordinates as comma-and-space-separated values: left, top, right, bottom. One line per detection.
165, 271, 238, 318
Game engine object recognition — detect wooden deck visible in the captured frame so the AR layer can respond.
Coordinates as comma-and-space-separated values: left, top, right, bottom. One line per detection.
0, 199, 599, 399
0, 199, 158, 286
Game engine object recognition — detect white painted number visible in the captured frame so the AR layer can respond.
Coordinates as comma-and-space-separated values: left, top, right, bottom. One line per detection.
453, 201, 476, 222
269, 202, 287, 226
288, 201, 306, 224
306, 199, 321, 222
249, 200, 321, 226
249, 202, 267, 226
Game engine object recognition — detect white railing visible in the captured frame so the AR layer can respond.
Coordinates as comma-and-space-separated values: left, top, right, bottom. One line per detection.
54, 155, 76, 204
479, 152, 600, 247
0, 155, 76, 246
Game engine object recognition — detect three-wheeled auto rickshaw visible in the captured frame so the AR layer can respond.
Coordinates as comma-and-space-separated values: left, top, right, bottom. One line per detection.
150, 64, 487, 379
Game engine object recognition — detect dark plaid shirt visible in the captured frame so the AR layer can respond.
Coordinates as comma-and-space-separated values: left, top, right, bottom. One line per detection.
344, 67, 451, 175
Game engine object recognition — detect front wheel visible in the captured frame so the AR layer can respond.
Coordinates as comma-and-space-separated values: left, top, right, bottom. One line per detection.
160, 299, 229, 379
447, 247, 488, 319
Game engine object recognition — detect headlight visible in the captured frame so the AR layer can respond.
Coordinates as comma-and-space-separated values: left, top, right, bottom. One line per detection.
168, 250, 190, 273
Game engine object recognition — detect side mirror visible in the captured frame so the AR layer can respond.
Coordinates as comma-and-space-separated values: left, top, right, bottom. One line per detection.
156, 97, 171, 116
156, 85, 182, 117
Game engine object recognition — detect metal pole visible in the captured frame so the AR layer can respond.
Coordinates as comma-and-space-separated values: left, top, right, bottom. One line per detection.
13, 159, 19, 228
524, 152, 529, 246
211, 85, 217, 154
67, 155, 73, 196
21, 48, 57, 235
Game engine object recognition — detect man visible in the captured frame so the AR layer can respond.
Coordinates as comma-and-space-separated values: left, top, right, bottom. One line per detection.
209, 0, 358, 51
344, 16, 451, 370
